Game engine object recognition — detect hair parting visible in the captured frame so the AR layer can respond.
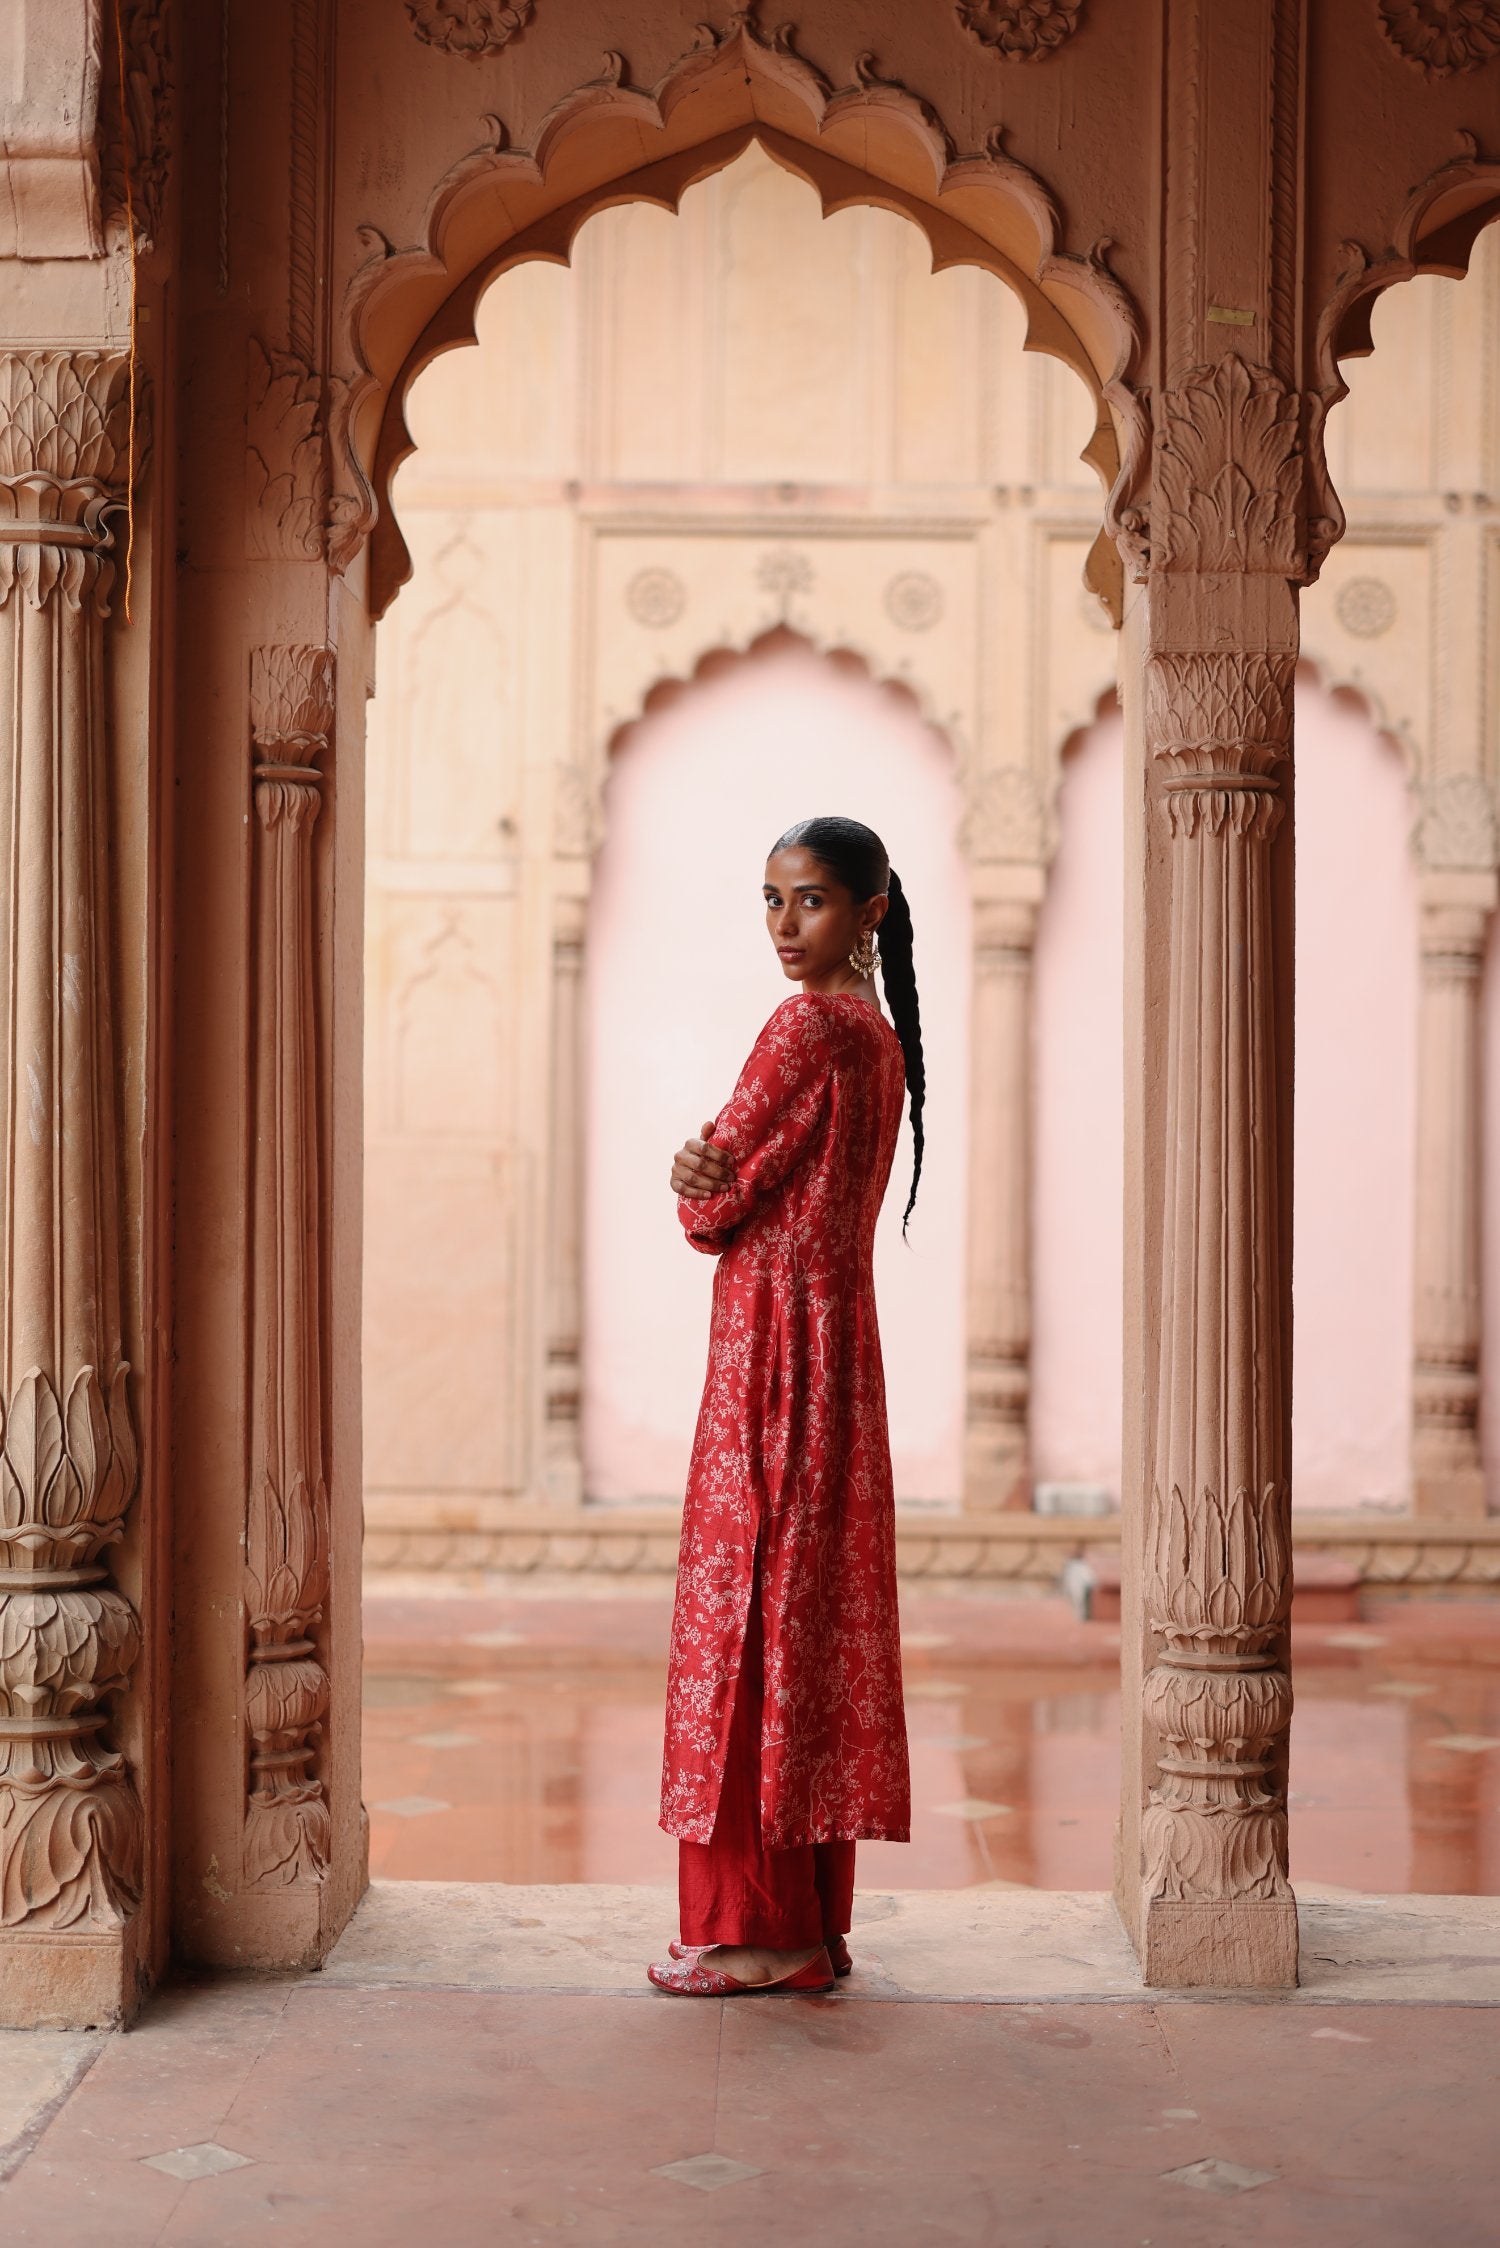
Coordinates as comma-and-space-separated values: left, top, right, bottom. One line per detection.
771, 814, 926, 1232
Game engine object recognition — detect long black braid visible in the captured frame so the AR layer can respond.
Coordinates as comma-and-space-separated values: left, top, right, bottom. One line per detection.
771, 815, 926, 1232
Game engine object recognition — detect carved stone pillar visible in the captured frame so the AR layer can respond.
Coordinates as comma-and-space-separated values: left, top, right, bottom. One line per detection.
1411, 886, 1494, 1520
964, 892, 1038, 1511
0, 352, 144, 2020
1136, 638, 1297, 1987
543, 892, 586, 1505
245, 646, 333, 1886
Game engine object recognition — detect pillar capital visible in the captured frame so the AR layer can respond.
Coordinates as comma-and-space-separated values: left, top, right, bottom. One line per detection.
0, 350, 132, 611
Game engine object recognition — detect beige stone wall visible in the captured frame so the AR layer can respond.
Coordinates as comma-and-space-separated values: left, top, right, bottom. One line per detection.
365, 151, 1500, 1538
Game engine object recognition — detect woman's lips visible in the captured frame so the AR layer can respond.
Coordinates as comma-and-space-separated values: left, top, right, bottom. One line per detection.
778, 948, 805, 962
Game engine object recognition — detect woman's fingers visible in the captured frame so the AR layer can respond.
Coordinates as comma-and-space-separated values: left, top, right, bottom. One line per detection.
671, 1131, 733, 1198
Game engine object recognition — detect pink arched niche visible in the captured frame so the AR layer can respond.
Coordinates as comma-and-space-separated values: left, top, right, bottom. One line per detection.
1030, 672, 1419, 1511
582, 635, 971, 1507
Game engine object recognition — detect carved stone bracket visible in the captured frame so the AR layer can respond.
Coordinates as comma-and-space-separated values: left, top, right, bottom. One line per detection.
245, 645, 335, 1886
1414, 773, 1500, 871
0, 352, 143, 1931
247, 341, 330, 562
100, 0, 172, 254
1138, 645, 1297, 1983
1152, 357, 1303, 578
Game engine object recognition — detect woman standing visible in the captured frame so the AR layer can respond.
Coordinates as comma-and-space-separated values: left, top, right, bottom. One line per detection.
649, 815, 925, 1997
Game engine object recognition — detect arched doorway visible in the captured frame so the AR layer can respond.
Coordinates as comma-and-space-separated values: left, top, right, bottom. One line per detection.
585, 634, 970, 1510
359, 134, 1112, 1578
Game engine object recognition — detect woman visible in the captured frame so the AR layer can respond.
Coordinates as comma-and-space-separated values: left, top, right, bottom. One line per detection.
649, 814, 925, 1998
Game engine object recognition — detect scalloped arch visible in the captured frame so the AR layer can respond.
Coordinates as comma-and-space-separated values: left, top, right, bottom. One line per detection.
606, 624, 960, 770
1294, 647, 1419, 781
335, 19, 1141, 621
1309, 142, 1500, 566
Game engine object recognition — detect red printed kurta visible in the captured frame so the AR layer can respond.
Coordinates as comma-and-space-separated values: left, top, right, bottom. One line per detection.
660, 991, 911, 1849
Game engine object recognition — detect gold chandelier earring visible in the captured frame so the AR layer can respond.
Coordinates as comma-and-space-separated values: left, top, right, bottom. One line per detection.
848, 929, 878, 978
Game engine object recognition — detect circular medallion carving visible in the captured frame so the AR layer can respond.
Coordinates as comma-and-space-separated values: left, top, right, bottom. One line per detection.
884, 571, 945, 632
1376, 0, 1500, 75
625, 567, 687, 629
955, 0, 1084, 59
1335, 576, 1397, 639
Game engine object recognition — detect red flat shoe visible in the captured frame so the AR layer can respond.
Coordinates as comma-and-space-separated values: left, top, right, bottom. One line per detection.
669, 1935, 853, 1977
647, 1946, 836, 1997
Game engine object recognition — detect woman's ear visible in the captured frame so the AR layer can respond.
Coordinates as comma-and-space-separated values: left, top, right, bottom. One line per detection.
866, 893, 890, 933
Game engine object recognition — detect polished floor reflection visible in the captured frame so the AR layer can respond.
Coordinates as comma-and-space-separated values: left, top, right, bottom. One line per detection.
362, 1588, 1500, 1894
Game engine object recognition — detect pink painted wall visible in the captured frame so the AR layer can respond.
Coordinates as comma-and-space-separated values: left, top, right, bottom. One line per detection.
1031, 674, 1423, 1510
583, 640, 971, 1505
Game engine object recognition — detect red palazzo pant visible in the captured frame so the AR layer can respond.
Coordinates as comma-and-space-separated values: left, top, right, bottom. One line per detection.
677, 1589, 855, 1950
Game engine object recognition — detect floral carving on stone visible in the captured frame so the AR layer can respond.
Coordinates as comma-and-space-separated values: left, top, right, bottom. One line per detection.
247, 342, 329, 563
1414, 773, 1500, 870
1335, 575, 1397, 638
625, 567, 686, 629
0, 351, 143, 1934
0, 352, 132, 609
1152, 356, 1302, 578
955, 0, 1083, 60
1377, 0, 1500, 74
756, 547, 814, 613
100, 0, 172, 253
407, 0, 533, 58
0, 1369, 142, 1927
554, 764, 603, 858
245, 645, 336, 1887
884, 572, 944, 632
960, 766, 1048, 863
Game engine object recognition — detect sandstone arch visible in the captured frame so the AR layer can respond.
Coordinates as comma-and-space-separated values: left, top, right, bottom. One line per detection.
333, 17, 1140, 619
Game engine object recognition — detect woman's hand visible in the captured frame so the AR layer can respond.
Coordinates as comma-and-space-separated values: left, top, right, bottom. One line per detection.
672, 1119, 734, 1201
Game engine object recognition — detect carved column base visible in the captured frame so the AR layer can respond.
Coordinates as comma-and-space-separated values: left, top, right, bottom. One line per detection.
1412, 1467, 1489, 1522
0, 1917, 144, 2030
962, 1349, 1030, 1511
1141, 1895, 1298, 1991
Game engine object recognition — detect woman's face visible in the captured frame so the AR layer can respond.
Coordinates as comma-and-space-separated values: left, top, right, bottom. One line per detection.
762, 846, 885, 991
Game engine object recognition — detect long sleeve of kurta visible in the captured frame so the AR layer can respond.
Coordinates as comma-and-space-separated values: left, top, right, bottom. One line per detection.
676, 998, 832, 1254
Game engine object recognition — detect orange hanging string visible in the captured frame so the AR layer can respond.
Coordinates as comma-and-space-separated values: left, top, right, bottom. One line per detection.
112, 0, 140, 624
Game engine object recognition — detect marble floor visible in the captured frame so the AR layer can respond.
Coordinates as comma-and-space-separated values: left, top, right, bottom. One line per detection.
4, 1591, 1498, 2244
3, 1884, 1497, 2246
363, 1587, 1500, 1894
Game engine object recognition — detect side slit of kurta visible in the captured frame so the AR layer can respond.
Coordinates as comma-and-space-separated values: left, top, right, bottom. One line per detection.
678, 1539, 857, 1950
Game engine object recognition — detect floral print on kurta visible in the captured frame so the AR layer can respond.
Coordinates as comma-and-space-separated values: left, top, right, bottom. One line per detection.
660, 991, 911, 1849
